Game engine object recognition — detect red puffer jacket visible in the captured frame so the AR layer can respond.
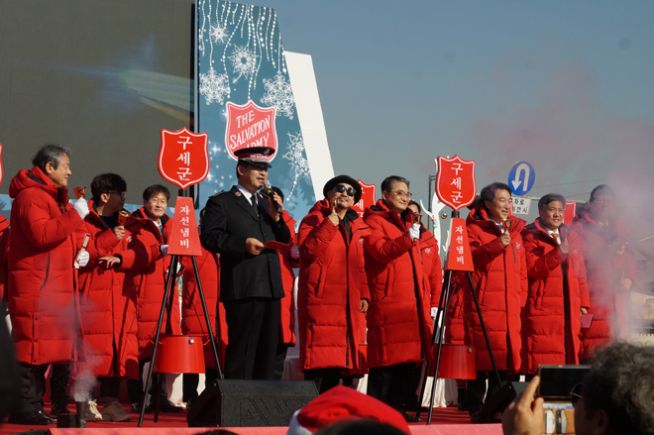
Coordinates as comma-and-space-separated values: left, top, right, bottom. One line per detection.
464, 209, 527, 373
298, 200, 370, 371
0, 215, 9, 302
77, 204, 139, 379
364, 200, 434, 368
418, 226, 444, 309
7, 166, 84, 365
181, 248, 227, 369
124, 208, 181, 360
573, 213, 637, 360
278, 211, 298, 346
521, 219, 590, 374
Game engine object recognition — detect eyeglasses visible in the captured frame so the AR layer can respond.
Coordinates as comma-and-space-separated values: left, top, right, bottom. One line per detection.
391, 190, 412, 199
570, 383, 583, 405
334, 184, 356, 197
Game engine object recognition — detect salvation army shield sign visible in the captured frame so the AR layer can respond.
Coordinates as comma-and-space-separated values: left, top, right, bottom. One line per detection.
435, 155, 476, 211
352, 179, 376, 217
225, 100, 278, 162
158, 127, 209, 189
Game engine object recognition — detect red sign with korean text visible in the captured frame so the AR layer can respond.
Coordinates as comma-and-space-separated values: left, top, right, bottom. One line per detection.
445, 217, 474, 271
352, 180, 376, 217
435, 155, 476, 211
158, 127, 209, 189
563, 201, 577, 224
225, 100, 278, 163
167, 197, 202, 256
0, 144, 3, 185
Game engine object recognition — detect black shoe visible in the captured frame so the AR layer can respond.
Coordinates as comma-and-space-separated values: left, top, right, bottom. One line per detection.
52, 402, 69, 415
401, 411, 422, 423
9, 409, 57, 425
158, 399, 183, 413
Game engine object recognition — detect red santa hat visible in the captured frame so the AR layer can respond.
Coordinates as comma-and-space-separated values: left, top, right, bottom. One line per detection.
286, 386, 410, 434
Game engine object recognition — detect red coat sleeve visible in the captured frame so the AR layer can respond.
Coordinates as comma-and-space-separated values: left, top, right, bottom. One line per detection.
363, 214, 413, 264
468, 224, 505, 269
523, 232, 564, 280
298, 213, 340, 263
15, 193, 83, 249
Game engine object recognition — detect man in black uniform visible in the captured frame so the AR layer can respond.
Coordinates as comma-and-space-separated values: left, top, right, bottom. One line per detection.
200, 149, 291, 379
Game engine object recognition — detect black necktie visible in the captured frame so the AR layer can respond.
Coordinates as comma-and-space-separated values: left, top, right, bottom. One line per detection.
251, 194, 258, 213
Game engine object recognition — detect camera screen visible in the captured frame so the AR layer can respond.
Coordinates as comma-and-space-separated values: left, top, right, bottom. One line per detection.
538, 365, 590, 400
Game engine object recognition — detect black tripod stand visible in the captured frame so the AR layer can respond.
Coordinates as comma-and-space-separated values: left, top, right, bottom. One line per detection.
416, 211, 501, 424
137, 252, 224, 426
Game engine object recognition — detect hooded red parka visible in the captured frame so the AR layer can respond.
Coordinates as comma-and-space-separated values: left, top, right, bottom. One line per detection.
363, 200, 435, 368
77, 204, 139, 378
521, 219, 590, 373
297, 200, 370, 371
463, 209, 527, 373
7, 166, 85, 365
181, 248, 227, 368
278, 210, 298, 347
573, 213, 637, 360
124, 208, 181, 359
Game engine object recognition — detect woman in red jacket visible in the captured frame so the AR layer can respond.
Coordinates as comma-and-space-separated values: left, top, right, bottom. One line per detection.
270, 186, 298, 380
364, 176, 436, 416
76, 173, 138, 422
521, 193, 590, 374
298, 175, 369, 393
180, 246, 226, 404
125, 184, 181, 412
462, 182, 527, 413
573, 185, 637, 361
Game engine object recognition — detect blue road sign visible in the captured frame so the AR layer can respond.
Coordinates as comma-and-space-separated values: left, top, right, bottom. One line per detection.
508, 161, 536, 195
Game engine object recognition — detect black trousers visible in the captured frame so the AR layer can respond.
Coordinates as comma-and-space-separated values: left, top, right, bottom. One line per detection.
463, 371, 510, 413
223, 298, 280, 380
273, 343, 289, 380
304, 368, 355, 394
15, 363, 48, 415
368, 363, 421, 410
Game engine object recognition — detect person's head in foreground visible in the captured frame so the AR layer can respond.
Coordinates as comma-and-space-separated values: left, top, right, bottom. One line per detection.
502, 342, 654, 435
287, 386, 410, 435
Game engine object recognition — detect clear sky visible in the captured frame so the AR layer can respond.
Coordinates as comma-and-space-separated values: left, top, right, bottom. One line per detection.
252, 0, 654, 243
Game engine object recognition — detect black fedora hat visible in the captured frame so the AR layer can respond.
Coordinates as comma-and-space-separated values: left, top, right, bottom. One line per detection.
323, 175, 362, 203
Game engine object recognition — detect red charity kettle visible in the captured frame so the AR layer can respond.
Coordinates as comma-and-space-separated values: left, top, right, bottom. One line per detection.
153, 335, 206, 374
430, 344, 476, 380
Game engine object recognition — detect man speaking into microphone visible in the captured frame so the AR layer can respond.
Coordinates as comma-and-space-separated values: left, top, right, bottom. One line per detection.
200, 147, 291, 380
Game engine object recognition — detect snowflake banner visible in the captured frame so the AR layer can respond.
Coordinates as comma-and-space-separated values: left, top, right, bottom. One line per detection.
196, 0, 314, 222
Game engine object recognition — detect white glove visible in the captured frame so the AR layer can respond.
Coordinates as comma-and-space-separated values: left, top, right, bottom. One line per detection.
73, 198, 90, 219
74, 248, 90, 269
409, 223, 421, 241
160, 244, 169, 256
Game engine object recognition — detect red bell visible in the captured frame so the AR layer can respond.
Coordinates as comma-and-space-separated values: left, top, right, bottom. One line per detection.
432, 344, 476, 380
153, 335, 206, 374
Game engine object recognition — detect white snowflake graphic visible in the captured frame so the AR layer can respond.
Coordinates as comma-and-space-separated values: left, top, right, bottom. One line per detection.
229, 46, 257, 82
199, 67, 230, 105
210, 23, 227, 44
282, 132, 309, 198
261, 73, 295, 119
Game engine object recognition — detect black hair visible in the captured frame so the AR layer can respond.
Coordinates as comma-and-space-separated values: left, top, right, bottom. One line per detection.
31, 144, 71, 171
538, 193, 566, 210
475, 182, 512, 211
589, 184, 614, 202
582, 342, 654, 435
381, 175, 410, 193
142, 184, 170, 202
90, 173, 127, 203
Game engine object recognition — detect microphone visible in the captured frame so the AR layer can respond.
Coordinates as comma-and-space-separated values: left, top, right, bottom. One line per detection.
261, 182, 282, 213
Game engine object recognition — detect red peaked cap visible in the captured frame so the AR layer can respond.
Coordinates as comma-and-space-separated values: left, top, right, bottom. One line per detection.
234, 146, 274, 165
294, 386, 410, 434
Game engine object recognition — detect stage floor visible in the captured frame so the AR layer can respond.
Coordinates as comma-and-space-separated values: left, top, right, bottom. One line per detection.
0, 406, 502, 434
